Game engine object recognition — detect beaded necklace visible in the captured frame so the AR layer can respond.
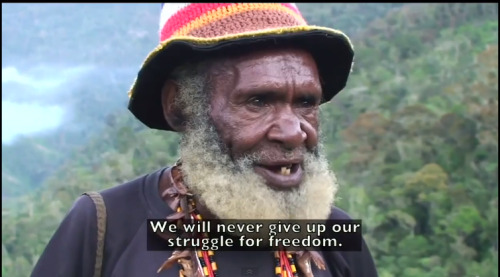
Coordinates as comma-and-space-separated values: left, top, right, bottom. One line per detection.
179, 197, 299, 277
157, 164, 305, 277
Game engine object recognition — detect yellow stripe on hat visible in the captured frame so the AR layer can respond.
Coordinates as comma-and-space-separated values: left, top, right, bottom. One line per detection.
172, 3, 307, 37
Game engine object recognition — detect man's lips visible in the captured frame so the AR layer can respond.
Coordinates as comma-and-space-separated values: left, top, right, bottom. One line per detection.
253, 161, 304, 190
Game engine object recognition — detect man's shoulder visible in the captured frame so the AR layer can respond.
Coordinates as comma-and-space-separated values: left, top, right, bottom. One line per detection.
77, 167, 169, 223
68, 168, 164, 221
324, 206, 380, 277
328, 206, 354, 220
98, 167, 168, 201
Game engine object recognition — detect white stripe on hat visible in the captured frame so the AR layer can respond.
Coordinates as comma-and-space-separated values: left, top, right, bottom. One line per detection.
159, 3, 190, 31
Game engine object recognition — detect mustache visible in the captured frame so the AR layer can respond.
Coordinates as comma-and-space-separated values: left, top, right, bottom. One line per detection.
184, 116, 321, 167
234, 145, 319, 165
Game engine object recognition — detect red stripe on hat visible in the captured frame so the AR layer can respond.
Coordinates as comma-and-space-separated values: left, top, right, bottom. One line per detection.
160, 3, 236, 41
281, 3, 301, 16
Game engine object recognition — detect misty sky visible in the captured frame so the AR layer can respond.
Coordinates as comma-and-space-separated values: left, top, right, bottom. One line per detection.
1, 66, 87, 144
2, 3, 148, 146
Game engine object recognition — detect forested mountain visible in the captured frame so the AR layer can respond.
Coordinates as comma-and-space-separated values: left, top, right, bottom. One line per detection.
1, 3, 158, 198
1, 3, 403, 198
2, 3, 498, 277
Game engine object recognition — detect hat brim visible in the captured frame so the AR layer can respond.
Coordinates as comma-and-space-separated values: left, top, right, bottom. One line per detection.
128, 25, 354, 131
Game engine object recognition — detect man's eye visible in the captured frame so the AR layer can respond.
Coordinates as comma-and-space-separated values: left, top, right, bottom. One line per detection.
297, 96, 318, 108
248, 96, 268, 106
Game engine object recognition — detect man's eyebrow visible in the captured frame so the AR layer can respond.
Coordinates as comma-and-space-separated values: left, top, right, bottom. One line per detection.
235, 89, 286, 101
236, 88, 322, 101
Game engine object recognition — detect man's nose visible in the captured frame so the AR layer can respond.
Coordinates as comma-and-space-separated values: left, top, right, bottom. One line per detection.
267, 108, 307, 149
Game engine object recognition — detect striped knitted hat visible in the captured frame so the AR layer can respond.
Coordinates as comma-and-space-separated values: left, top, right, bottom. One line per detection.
128, 3, 354, 131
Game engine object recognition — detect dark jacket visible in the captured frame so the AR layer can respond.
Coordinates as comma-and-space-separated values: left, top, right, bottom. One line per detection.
31, 167, 378, 277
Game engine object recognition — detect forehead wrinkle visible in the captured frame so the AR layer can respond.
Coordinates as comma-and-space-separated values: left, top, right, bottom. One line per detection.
233, 72, 319, 95
217, 49, 321, 95
254, 56, 316, 79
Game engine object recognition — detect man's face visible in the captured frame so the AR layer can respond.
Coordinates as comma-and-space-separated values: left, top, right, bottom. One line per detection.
177, 47, 337, 221
208, 48, 322, 190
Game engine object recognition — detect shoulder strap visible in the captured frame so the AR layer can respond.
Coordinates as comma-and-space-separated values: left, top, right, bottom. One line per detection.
83, 191, 107, 277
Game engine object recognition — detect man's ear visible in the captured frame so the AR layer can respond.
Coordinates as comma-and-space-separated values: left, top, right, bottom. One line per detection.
161, 79, 186, 132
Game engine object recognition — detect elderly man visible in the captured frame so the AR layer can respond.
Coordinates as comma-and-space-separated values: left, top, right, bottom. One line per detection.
32, 3, 378, 277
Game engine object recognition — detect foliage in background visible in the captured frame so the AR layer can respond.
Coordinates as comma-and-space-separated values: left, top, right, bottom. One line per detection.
2, 3, 498, 277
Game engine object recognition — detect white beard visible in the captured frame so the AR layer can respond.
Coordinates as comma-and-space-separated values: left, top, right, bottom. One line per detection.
179, 121, 339, 221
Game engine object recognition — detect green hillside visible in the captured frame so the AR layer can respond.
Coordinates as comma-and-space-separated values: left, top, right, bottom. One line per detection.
1, 3, 158, 198
1, 3, 158, 67
2, 3, 498, 277
1, 3, 403, 198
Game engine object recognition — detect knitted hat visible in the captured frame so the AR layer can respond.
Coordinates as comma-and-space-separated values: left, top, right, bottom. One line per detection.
128, 3, 354, 131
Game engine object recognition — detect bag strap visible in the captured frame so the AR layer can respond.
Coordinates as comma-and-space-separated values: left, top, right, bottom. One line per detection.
83, 192, 107, 277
